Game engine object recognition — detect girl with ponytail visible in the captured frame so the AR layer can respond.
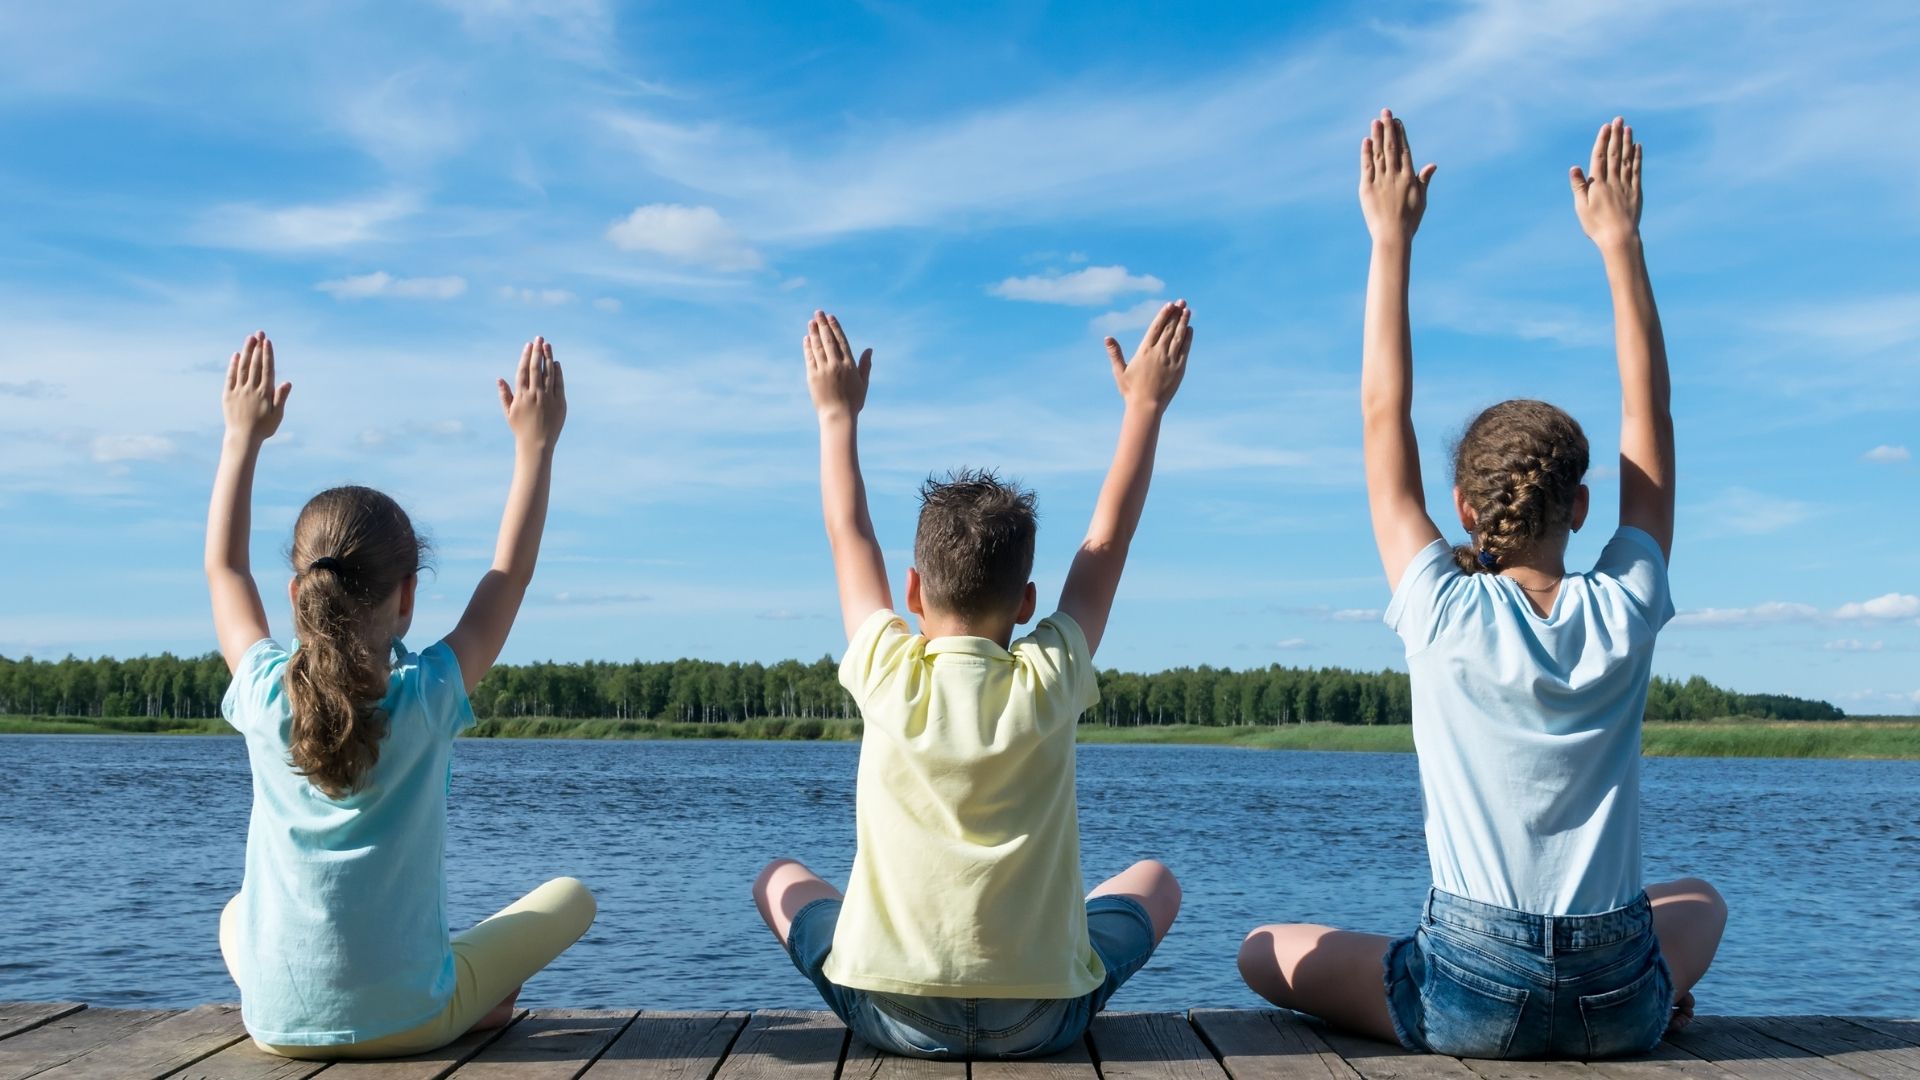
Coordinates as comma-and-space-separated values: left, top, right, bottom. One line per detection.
206, 332, 594, 1058
1237, 114, 1727, 1059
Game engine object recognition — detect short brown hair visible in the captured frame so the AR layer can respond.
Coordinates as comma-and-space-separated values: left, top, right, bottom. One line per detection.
913, 469, 1037, 618
285, 485, 426, 797
1451, 399, 1589, 574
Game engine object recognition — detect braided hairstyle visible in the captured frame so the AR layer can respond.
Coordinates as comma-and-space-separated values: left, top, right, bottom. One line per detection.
1451, 400, 1589, 575
284, 486, 425, 797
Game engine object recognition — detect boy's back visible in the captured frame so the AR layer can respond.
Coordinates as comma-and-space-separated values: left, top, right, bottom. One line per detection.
830, 609, 1102, 996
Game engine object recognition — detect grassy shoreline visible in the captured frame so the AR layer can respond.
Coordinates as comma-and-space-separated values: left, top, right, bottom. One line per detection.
4, 714, 1917, 759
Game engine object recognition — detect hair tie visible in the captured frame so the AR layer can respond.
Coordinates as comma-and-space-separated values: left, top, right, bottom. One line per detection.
1476, 549, 1498, 569
309, 556, 346, 574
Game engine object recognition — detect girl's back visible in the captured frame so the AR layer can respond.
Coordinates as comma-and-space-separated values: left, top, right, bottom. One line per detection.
1388, 527, 1674, 914
223, 639, 473, 1043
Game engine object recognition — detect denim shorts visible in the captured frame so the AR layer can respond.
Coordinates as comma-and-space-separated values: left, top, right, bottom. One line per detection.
784, 895, 1157, 1060
1384, 888, 1674, 1059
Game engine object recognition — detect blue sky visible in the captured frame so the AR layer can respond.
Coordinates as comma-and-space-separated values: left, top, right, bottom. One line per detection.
0, 1, 1915, 713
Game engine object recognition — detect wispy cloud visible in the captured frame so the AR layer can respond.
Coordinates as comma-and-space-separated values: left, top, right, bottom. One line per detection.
1691, 487, 1815, 536
90, 433, 176, 464
0, 380, 60, 399
317, 271, 467, 300
1089, 298, 1171, 337
198, 193, 417, 252
1825, 639, 1885, 652
1673, 593, 1920, 628
497, 286, 575, 306
548, 589, 652, 606
606, 204, 762, 271
1864, 444, 1911, 464
990, 265, 1163, 306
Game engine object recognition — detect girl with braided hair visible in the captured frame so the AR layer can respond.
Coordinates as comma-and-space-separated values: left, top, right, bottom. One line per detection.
205, 332, 594, 1058
1237, 113, 1726, 1059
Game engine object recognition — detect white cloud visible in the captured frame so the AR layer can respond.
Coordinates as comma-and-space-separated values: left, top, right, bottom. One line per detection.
1834, 593, 1920, 621
606, 204, 762, 271
1089, 298, 1171, 337
316, 271, 467, 300
591, 297, 621, 313
198, 193, 417, 251
1863, 444, 1911, 464
1671, 602, 1821, 628
1275, 638, 1313, 650
779, 277, 808, 292
1825, 639, 1885, 652
90, 434, 175, 464
497, 286, 576, 306
1330, 608, 1383, 623
991, 265, 1163, 306
549, 590, 651, 606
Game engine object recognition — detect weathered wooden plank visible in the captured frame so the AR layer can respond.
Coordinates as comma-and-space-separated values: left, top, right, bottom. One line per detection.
319, 1011, 530, 1080
1312, 1026, 1481, 1080
0, 1003, 86, 1042
1581, 1039, 1741, 1080
1088, 1012, 1228, 1079
1190, 1010, 1361, 1080
443, 1009, 635, 1079
709, 1011, 845, 1080
0, 1007, 172, 1080
164, 1038, 330, 1080
32, 1004, 247, 1079
1456, 1057, 1602, 1080
838, 1038, 964, 1079
1738, 1017, 1920, 1080
1840, 1020, 1920, 1049
1665, 1017, 1879, 1080
578, 1011, 746, 1080
968, 1035, 1099, 1079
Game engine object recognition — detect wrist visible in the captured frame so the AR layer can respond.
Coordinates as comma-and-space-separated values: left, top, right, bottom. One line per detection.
1121, 397, 1170, 421
1371, 235, 1414, 257
1597, 233, 1645, 262
816, 406, 859, 427
222, 429, 265, 453
513, 434, 558, 459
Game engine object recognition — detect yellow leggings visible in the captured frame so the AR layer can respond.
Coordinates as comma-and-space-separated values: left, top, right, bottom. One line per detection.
221, 876, 597, 1060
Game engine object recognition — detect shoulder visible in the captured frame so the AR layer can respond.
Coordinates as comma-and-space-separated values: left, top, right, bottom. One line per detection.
1014, 611, 1092, 662
1012, 611, 1100, 710
837, 609, 921, 699
1384, 539, 1477, 645
1589, 526, 1675, 629
397, 640, 477, 735
221, 639, 290, 725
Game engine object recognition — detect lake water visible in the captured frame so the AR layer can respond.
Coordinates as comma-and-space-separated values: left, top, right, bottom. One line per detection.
1, 736, 1915, 1017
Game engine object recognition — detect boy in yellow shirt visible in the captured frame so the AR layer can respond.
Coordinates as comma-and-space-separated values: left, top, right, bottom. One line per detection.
751, 304, 1192, 1060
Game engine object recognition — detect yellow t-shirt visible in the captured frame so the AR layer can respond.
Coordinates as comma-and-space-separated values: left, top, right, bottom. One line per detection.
823, 608, 1104, 998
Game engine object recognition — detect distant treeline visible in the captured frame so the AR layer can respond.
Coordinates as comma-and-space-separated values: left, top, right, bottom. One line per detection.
0, 651, 1845, 725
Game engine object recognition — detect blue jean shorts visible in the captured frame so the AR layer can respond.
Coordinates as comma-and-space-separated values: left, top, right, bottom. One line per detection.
1384, 888, 1674, 1059
784, 895, 1157, 1060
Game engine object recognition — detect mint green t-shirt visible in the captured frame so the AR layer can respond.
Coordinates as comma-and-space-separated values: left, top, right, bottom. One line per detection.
221, 637, 474, 1046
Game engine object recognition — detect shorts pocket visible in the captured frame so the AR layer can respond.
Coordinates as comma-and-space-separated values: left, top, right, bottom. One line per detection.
1579, 960, 1669, 1059
1419, 951, 1530, 1059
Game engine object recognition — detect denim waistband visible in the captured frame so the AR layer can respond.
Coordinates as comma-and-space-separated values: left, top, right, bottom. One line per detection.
1423, 888, 1652, 958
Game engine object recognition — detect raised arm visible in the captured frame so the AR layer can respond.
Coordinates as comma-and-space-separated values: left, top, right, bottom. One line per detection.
1057, 300, 1192, 657
205, 332, 292, 672
1572, 117, 1673, 559
1358, 108, 1444, 588
806, 311, 893, 641
441, 338, 566, 693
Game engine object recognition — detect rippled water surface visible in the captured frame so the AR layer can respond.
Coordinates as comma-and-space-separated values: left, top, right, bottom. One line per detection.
2, 736, 1915, 1015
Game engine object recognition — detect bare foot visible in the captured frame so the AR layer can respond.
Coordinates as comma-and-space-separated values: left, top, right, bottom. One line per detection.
1665, 989, 1695, 1036
468, 986, 522, 1034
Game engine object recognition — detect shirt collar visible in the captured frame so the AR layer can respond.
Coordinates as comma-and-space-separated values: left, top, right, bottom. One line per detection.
921, 634, 1013, 660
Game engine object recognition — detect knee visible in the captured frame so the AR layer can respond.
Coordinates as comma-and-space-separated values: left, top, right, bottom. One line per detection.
1136, 859, 1181, 902
1680, 877, 1728, 925
547, 876, 598, 931
752, 857, 804, 901
1237, 926, 1285, 987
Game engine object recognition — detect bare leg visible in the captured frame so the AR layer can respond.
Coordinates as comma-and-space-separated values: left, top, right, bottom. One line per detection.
467, 986, 520, 1033
1088, 859, 1182, 944
1646, 877, 1727, 1033
1239, 924, 1399, 1044
753, 858, 844, 948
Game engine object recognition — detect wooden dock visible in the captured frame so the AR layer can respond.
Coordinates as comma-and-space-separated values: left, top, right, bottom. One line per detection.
2, 1003, 1915, 1080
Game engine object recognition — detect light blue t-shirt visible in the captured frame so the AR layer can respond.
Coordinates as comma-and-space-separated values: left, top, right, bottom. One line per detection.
221, 637, 474, 1046
1385, 526, 1675, 916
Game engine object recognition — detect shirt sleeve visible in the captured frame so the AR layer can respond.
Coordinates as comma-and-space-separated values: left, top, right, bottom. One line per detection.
220, 638, 288, 737
1592, 526, 1675, 632
1014, 611, 1101, 717
1383, 538, 1463, 651
837, 608, 917, 711
418, 640, 477, 735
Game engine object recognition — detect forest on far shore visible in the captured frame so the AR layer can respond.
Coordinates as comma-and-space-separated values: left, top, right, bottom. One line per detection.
0, 651, 1846, 727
